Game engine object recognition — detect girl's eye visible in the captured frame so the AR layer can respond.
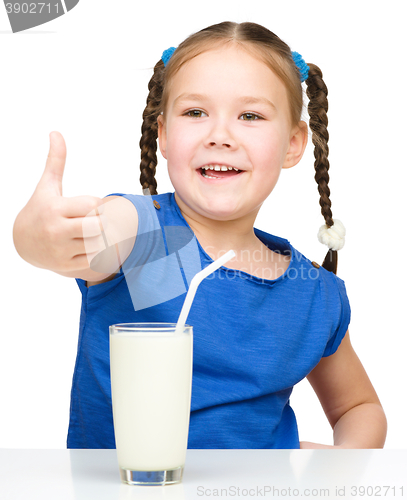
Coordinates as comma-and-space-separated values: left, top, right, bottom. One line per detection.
240, 112, 262, 121
185, 109, 207, 118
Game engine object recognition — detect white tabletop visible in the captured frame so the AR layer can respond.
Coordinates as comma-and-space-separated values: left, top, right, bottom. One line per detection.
1, 449, 406, 499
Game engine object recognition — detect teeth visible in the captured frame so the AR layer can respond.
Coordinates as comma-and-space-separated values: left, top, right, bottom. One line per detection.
200, 165, 242, 172
202, 172, 217, 179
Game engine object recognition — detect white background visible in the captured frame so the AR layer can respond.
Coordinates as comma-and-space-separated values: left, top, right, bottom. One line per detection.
1, 0, 406, 449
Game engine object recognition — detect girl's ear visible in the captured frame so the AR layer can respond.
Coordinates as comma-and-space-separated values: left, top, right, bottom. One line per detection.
282, 121, 308, 169
157, 114, 167, 160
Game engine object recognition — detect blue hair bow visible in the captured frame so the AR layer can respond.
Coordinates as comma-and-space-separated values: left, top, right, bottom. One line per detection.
161, 46, 309, 83
161, 47, 176, 67
292, 51, 309, 82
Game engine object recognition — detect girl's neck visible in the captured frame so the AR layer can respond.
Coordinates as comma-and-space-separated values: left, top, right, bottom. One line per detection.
174, 192, 262, 260
174, 193, 290, 281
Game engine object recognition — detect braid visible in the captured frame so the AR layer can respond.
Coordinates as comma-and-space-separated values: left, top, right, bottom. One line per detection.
305, 63, 337, 274
139, 60, 165, 195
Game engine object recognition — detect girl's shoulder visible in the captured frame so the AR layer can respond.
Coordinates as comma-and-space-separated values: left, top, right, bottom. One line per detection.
278, 238, 351, 355
108, 192, 178, 232
255, 226, 348, 298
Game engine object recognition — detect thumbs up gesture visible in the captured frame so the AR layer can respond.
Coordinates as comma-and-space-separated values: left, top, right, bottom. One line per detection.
13, 132, 106, 275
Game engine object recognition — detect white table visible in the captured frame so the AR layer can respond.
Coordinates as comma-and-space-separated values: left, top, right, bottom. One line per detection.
1, 449, 406, 499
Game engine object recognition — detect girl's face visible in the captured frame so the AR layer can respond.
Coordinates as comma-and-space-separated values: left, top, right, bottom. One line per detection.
158, 44, 307, 223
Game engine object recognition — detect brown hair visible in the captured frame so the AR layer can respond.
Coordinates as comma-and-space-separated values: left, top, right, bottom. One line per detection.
139, 21, 338, 274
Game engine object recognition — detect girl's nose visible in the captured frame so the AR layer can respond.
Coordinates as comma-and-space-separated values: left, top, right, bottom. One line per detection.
205, 122, 237, 149
208, 140, 232, 148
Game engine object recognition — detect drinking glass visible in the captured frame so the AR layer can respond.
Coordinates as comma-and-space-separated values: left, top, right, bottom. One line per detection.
110, 323, 193, 485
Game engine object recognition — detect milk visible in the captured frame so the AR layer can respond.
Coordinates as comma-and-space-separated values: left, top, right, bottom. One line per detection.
110, 327, 193, 471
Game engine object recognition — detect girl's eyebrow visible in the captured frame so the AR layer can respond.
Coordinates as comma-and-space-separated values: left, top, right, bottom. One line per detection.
173, 93, 276, 111
239, 96, 277, 111
173, 93, 210, 106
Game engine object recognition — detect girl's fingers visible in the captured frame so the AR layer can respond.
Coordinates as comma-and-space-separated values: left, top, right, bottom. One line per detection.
79, 244, 121, 274
80, 214, 106, 239
59, 195, 104, 218
63, 213, 107, 239
37, 131, 67, 197
69, 253, 100, 272
80, 235, 106, 256
58, 235, 106, 261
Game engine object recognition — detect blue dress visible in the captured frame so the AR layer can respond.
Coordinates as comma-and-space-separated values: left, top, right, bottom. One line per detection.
67, 192, 351, 449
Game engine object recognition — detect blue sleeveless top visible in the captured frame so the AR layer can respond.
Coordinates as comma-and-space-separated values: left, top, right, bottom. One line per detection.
68, 192, 351, 449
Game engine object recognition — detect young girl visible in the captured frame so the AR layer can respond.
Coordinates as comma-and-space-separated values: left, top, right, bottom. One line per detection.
13, 21, 387, 449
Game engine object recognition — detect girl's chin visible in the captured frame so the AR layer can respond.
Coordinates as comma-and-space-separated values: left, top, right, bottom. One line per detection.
188, 199, 245, 221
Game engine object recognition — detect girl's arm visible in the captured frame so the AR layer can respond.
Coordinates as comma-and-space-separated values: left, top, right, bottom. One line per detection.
13, 132, 138, 284
301, 331, 387, 449
52, 195, 138, 285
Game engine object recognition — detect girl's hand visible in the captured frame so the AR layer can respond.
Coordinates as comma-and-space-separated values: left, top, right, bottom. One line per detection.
300, 441, 342, 449
304, 331, 387, 449
13, 132, 105, 275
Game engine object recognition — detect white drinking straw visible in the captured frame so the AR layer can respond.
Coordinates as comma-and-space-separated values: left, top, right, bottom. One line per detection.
175, 250, 236, 334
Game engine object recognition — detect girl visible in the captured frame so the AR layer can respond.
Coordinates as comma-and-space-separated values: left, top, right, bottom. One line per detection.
13, 21, 387, 449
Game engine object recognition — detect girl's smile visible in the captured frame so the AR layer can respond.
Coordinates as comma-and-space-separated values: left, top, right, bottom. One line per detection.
198, 164, 244, 180
158, 43, 307, 225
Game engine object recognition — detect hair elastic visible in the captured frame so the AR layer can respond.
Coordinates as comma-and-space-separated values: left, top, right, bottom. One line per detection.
317, 220, 346, 251
162, 46, 309, 83
162, 47, 176, 67
291, 52, 309, 82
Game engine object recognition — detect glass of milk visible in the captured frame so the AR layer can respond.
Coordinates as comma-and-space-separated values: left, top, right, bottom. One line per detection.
109, 322, 193, 486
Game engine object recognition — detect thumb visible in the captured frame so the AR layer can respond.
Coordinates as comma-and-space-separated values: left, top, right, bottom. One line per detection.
38, 131, 67, 196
